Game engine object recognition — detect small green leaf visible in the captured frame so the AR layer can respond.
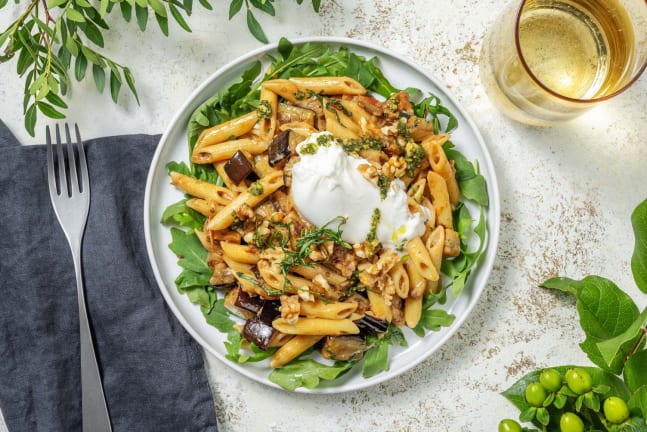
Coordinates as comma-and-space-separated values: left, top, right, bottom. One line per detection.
155, 11, 169, 36
596, 307, 647, 369
123, 67, 139, 104
37, 101, 66, 119
168, 2, 191, 32
74, 52, 87, 81
228, 0, 243, 19
135, 4, 148, 31
47, 0, 68, 8
99, 0, 109, 17
311, 0, 321, 12
45, 91, 68, 109
92, 63, 105, 92
120, 0, 132, 21
246, 9, 267, 43
109, 69, 121, 103
66, 8, 86, 23
24, 103, 37, 137
79, 20, 104, 47
148, 0, 167, 17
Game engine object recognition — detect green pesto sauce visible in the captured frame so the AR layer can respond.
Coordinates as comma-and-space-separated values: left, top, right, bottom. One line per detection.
377, 175, 391, 200
256, 100, 273, 120
366, 208, 381, 244
248, 180, 264, 196
404, 141, 425, 177
342, 136, 383, 154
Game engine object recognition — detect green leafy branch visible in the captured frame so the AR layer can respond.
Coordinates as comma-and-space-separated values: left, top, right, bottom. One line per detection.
0, 0, 323, 136
499, 198, 647, 431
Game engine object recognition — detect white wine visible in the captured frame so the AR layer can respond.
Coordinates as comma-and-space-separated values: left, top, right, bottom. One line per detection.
518, 0, 636, 99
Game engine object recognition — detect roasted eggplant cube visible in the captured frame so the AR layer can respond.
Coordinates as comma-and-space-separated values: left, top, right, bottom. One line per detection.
242, 316, 275, 350
224, 150, 254, 184
233, 288, 263, 316
321, 335, 369, 361
354, 314, 389, 336
241, 300, 281, 350
268, 130, 291, 166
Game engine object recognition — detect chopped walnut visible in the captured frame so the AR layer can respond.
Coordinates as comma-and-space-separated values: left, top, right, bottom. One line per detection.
235, 203, 255, 221
329, 243, 359, 277
280, 295, 300, 325
312, 274, 331, 294
382, 156, 407, 180
353, 241, 377, 259
358, 250, 400, 288
259, 246, 285, 262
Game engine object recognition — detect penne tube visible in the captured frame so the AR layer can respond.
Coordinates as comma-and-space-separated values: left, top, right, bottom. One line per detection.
404, 296, 423, 329
186, 198, 222, 218
367, 289, 392, 322
425, 226, 445, 294
258, 86, 278, 142
406, 259, 427, 298
406, 236, 440, 282
194, 111, 259, 150
423, 137, 460, 206
261, 79, 300, 103
426, 171, 453, 229
288, 76, 367, 95
270, 335, 323, 368
390, 262, 410, 299
299, 300, 358, 320
272, 317, 360, 336
291, 264, 346, 287
206, 170, 284, 231
192, 138, 268, 164
220, 241, 260, 264
169, 171, 236, 204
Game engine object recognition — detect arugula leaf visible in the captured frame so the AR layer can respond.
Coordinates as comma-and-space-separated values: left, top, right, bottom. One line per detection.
412, 308, 455, 337
443, 141, 489, 207
269, 359, 353, 391
362, 325, 407, 378
225, 330, 277, 363
542, 276, 642, 374
632, 198, 647, 294
203, 298, 236, 332
161, 199, 205, 230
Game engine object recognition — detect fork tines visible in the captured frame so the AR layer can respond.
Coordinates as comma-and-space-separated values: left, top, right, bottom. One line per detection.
46, 123, 88, 198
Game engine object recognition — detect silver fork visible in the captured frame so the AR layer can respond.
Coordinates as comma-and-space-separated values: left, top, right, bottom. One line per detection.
46, 124, 112, 432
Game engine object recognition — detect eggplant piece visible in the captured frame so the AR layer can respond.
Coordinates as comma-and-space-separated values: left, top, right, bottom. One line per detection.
268, 130, 291, 166
354, 313, 389, 336
241, 300, 281, 350
224, 150, 254, 184
242, 316, 274, 350
321, 335, 369, 361
233, 288, 264, 316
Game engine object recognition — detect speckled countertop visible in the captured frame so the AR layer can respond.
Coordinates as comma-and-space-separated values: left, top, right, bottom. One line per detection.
1, 1, 646, 431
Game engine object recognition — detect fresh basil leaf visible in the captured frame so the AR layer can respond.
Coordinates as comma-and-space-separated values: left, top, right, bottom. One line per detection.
269, 359, 353, 391
632, 198, 647, 294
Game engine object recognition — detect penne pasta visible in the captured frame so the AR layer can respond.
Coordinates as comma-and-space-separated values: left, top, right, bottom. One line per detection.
194, 111, 259, 150
406, 236, 440, 282
272, 317, 360, 336
192, 138, 268, 164
299, 300, 358, 320
426, 171, 453, 229
270, 335, 323, 368
288, 76, 367, 95
169, 171, 236, 204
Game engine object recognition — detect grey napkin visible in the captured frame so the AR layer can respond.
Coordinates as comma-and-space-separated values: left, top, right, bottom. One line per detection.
0, 121, 218, 432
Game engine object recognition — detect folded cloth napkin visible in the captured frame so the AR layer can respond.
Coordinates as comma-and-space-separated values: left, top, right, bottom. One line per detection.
0, 121, 218, 432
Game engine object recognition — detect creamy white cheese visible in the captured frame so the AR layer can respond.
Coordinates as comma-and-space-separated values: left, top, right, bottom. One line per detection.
290, 132, 427, 252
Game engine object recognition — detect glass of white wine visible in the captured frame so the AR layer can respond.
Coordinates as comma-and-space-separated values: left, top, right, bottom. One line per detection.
480, 0, 647, 126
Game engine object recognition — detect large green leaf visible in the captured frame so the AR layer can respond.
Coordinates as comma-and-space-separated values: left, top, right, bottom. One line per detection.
632, 198, 647, 294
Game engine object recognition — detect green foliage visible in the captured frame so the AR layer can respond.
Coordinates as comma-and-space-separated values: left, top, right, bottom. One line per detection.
0, 0, 323, 136
268, 359, 353, 391
501, 198, 647, 431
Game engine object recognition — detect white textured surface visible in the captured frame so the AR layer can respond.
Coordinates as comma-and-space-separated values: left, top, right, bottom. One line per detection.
1, 1, 646, 431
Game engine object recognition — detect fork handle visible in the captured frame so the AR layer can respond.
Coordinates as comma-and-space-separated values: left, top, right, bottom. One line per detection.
72, 249, 113, 432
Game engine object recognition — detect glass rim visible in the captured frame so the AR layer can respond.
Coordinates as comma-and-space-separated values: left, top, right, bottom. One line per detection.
513, 0, 647, 104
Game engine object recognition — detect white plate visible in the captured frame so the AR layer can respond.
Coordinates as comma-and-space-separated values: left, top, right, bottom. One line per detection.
144, 37, 501, 393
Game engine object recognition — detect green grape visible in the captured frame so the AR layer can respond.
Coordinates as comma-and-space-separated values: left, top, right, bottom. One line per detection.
539, 368, 562, 392
525, 381, 548, 407
560, 412, 584, 432
603, 396, 630, 424
565, 368, 593, 395
498, 419, 522, 432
